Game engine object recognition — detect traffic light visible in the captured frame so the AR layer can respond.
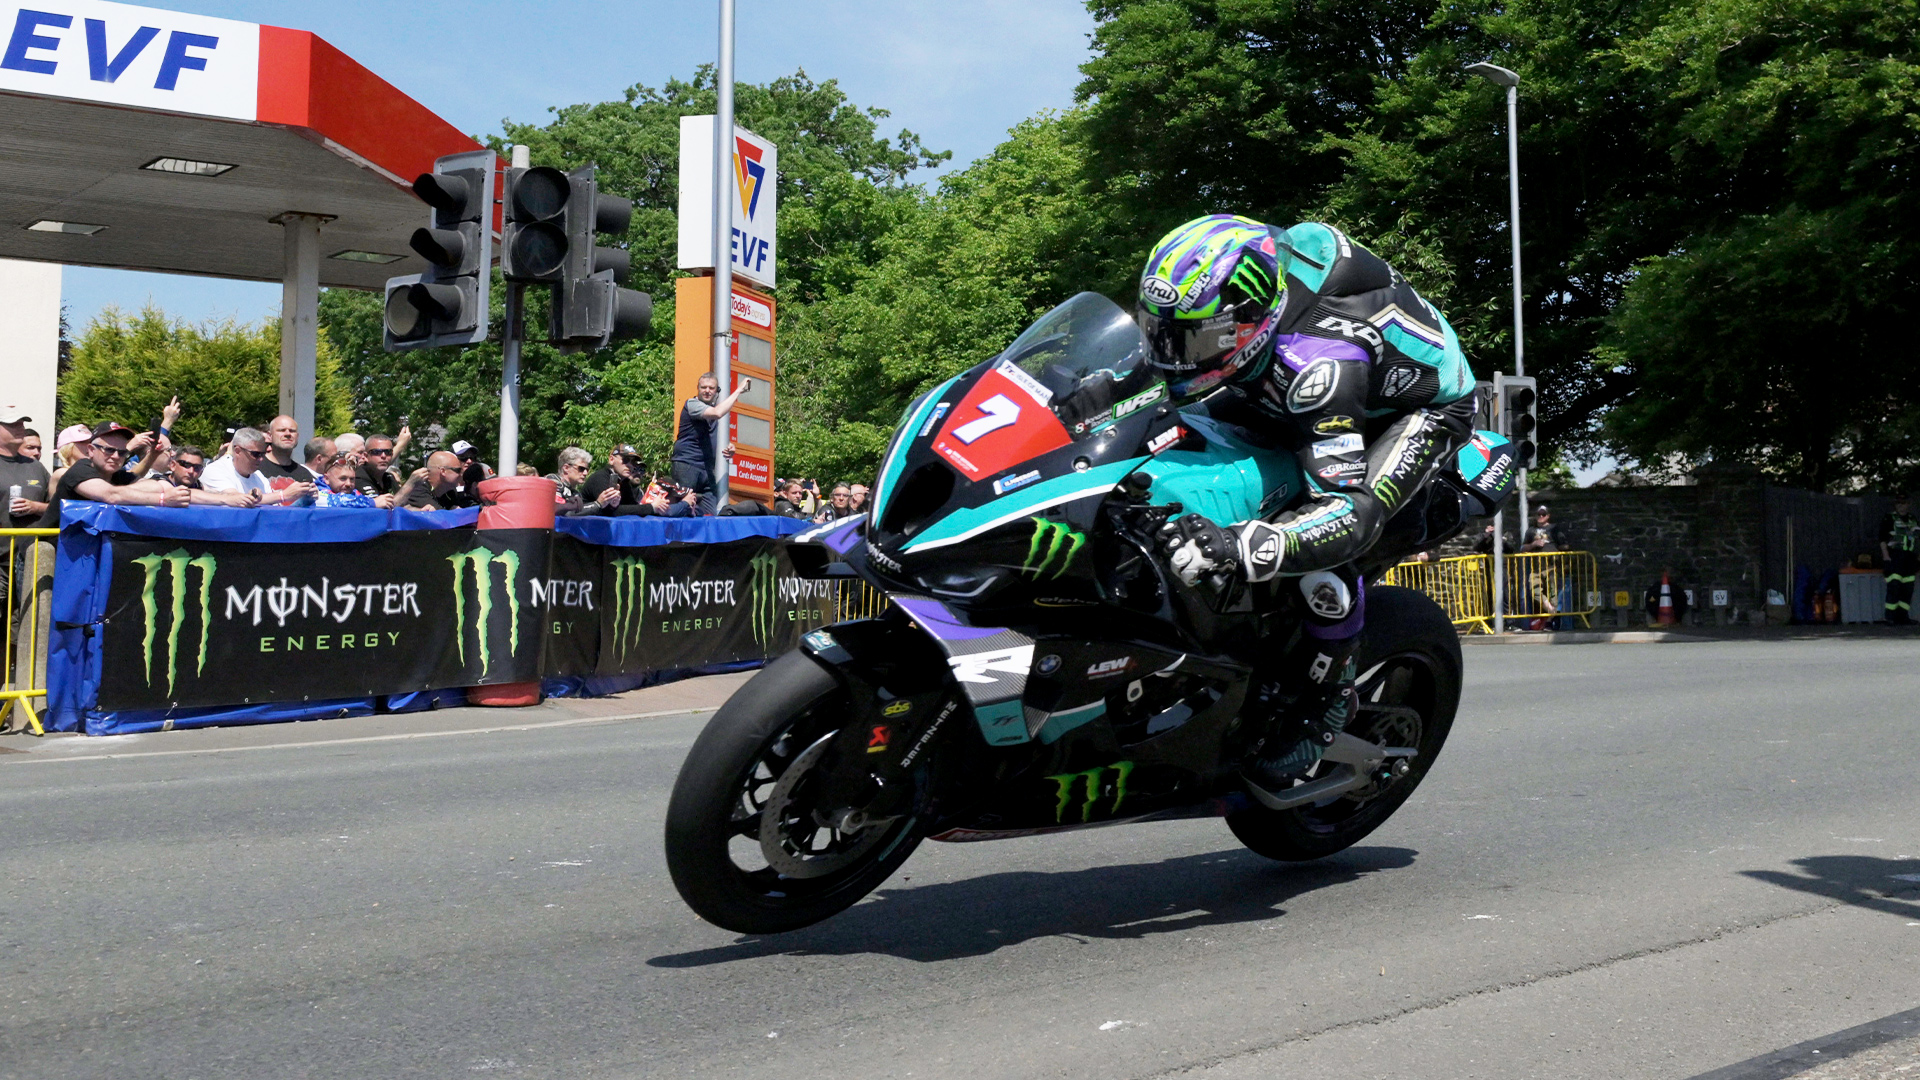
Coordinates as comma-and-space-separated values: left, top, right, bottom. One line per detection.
384, 150, 496, 351
501, 162, 651, 350
1496, 373, 1538, 469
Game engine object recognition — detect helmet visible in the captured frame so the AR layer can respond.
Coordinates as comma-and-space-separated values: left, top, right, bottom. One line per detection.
1136, 214, 1285, 399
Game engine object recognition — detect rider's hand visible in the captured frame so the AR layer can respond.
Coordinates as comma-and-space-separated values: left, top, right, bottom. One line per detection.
1161, 513, 1237, 586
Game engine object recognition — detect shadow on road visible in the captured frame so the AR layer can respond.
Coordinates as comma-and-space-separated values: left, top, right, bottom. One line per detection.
1741, 854, 1920, 921
649, 843, 1417, 967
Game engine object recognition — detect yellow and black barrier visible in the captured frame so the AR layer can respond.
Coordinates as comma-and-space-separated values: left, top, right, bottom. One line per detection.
1383, 550, 1600, 633
0, 528, 58, 736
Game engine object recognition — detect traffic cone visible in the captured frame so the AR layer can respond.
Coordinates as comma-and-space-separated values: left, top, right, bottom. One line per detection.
1657, 574, 1676, 626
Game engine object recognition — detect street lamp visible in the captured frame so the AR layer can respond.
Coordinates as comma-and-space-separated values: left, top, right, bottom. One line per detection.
1467, 60, 1525, 632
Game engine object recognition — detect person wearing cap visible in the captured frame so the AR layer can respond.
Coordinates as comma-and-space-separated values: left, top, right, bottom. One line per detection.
50, 424, 91, 488
582, 446, 652, 516
0, 406, 51, 528
450, 440, 490, 507
200, 427, 314, 508
41, 422, 254, 531
1520, 504, 1570, 630
1521, 504, 1567, 553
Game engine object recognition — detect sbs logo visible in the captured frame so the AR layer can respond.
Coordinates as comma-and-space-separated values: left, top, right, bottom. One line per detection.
447, 548, 524, 678
1021, 519, 1085, 580
607, 555, 648, 662
131, 548, 217, 696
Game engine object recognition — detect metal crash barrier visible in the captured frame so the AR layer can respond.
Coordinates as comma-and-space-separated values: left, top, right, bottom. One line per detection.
1, 528, 58, 735
1384, 550, 1600, 633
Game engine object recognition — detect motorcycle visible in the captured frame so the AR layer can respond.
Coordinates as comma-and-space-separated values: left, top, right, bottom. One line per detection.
666, 292, 1502, 934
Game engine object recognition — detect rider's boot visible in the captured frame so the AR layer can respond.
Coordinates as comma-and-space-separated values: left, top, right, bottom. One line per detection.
1241, 567, 1365, 793
1242, 656, 1356, 792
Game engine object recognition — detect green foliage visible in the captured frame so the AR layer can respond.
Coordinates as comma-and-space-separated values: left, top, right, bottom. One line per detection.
61, 307, 351, 452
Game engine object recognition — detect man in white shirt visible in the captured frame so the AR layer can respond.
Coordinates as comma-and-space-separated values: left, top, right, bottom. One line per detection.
202, 427, 313, 505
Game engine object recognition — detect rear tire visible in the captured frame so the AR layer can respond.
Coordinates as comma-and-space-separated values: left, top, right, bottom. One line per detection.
1228, 585, 1462, 861
664, 650, 925, 934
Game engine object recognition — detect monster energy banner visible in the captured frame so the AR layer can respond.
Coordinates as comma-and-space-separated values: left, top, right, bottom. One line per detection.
97, 530, 550, 710
543, 535, 836, 680
95, 529, 835, 711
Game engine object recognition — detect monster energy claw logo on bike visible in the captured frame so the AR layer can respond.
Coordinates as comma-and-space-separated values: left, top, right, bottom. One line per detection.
1022, 518, 1084, 580
607, 555, 648, 661
1047, 760, 1135, 823
132, 548, 217, 696
447, 548, 524, 678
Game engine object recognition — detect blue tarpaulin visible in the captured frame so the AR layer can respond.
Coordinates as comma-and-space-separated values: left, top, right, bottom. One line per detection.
553, 514, 809, 546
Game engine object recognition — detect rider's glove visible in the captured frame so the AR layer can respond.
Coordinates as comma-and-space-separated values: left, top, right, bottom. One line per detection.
1161, 513, 1238, 586
1232, 520, 1287, 583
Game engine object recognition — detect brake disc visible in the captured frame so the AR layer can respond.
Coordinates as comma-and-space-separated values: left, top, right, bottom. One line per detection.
758, 730, 893, 879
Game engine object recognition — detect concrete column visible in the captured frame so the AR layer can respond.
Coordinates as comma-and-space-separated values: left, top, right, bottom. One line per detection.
0, 259, 62, 466
273, 212, 332, 440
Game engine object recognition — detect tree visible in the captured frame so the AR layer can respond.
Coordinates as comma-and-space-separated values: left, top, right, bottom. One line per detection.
60, 306, 351, 452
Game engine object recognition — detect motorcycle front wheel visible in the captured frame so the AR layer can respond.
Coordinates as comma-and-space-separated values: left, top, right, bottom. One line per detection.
664, 650, 925, 934
1227, 584, 1462, 862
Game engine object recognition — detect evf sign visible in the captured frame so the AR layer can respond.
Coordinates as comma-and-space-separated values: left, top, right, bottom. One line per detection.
0, 0, 260, 120
677, 115, 777, 288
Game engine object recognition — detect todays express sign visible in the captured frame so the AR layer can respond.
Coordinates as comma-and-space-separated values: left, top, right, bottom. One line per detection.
0, 0, 260, 119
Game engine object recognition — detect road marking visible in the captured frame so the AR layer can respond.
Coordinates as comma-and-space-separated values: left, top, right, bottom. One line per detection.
0, 706, 715, 766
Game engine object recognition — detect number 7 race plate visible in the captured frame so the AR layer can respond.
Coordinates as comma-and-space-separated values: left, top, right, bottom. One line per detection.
930, 361, 1071, 481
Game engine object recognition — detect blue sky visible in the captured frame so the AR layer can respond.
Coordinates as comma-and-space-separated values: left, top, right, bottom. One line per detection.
62, 0, 1098, 329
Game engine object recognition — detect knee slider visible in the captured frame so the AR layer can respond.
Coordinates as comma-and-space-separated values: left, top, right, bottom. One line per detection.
1299, 569, 1353, 620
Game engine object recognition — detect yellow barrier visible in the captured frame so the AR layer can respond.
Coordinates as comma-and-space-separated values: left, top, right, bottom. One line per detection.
0, 528, 58, 737
1383, 550, 1600, 633
1381, 555, 1494, 633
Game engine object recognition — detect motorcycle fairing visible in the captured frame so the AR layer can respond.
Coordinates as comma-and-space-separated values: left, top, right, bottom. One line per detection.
891, 594, 1035, 747
897, 457, 1144, 555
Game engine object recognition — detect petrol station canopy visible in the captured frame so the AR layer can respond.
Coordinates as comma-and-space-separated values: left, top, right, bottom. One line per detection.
0, 0, 488, 289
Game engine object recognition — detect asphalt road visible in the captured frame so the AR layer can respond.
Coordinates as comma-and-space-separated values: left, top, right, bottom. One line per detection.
4, 639, 1919, 1080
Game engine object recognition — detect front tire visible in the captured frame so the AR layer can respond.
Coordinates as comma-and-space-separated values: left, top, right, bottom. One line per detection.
664, 650, 924, 934
1228, 585, 1462, 861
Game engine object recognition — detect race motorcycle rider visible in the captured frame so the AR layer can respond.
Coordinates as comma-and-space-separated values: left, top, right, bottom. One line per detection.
1136, 214, 1488, 793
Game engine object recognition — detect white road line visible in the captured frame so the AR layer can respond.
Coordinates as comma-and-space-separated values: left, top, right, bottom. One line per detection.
0, 706, 715, 766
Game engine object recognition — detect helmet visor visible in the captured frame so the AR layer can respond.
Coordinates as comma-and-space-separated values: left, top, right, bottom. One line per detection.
1136, 310, 1239, 374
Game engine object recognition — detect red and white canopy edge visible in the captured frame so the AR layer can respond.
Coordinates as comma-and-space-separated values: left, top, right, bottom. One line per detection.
0, 0, 497, 438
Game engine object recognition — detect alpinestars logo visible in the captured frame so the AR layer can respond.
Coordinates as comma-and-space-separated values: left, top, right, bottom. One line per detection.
607, 556, 648, 662
132, 548, 216, 696
447, 548, 523, 678
1022, 519, 1084, 580
1047, 760, 1136, 823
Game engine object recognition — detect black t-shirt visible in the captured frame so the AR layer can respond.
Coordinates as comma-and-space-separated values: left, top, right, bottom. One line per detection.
0, 453, 51, 528
355, 463, 398, 497
255, 457, 312, 483
582, 467, 640, 507
1524, 521, 1569, 551
44, 459, 137, 530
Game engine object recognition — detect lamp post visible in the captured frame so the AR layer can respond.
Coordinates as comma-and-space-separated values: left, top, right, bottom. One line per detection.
1467, 60, 1524, 632
711, 0, 736, 507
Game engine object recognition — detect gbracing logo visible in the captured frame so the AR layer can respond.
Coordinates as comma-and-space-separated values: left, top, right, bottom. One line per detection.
131, 548, 216, 696
447, 548, 523, 678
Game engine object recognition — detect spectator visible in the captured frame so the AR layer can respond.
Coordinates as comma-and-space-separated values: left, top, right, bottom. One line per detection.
355, 433, 403, 499
582, 445, 648, 515
516, 462, 538, 477
51, 425, 91, 487
163, 445, 207, 489
303, 437, 335, 479
449, 440, 489, 507
42, 422, 253, 529
1521, 504, 1568, 552
671, 371, 750, 516
644, 471, 697, 517
549, 447, 620, 517
849, 483, 869, 515
333, 432, 365, 465
404, 450, 466, 510
314, 454, 395, 509
773, 479, 810, 520
1880, 494, 1917, 625
0, 407, 51, 527
19, 428, 42, 465
814, 483, 855, 523
202, 427, 313, 506
256, 415, 308, 487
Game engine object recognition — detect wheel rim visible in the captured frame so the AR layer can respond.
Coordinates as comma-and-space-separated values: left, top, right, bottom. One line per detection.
1293, 651, 1438, 831
757, 730, 896, 878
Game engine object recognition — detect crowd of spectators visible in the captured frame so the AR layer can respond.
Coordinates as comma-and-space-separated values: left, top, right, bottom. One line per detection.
5, 393, 879, 532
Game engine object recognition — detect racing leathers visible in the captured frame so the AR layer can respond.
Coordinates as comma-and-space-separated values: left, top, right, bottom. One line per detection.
1163, 222, 1477, 786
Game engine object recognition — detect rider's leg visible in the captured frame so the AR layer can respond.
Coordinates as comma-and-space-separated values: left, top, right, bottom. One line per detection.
1244, 564, 1365, 789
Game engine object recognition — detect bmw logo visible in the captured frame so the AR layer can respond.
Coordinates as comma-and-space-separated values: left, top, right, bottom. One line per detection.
1037, 654, 1062, 675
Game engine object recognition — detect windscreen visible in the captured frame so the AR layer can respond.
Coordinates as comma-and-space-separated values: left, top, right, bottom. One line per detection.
1001, 292, 1165, 438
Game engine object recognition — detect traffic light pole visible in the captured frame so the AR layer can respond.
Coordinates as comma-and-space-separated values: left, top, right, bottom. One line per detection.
1504, 81, 1528, 531
498, 144, 531, 478
710, 0, 737, 508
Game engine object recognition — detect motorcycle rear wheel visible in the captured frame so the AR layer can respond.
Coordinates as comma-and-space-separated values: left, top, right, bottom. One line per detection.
1227, 585, 1462, 862
664, 650, 925, 934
